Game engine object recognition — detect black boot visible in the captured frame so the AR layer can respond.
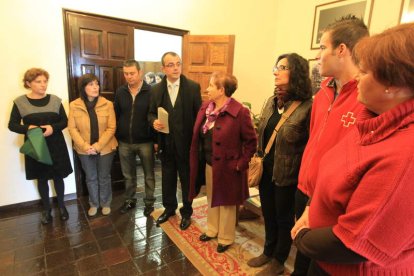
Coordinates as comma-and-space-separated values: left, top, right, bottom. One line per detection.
59, 206, 69, 221
41, 210, 52, 225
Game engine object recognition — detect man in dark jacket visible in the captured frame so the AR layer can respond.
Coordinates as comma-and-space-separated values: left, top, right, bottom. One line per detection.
148, 52, 201, 230
115, 59, 156, 216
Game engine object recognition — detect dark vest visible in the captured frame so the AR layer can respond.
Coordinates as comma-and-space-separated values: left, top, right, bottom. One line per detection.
165, 90, 185, 156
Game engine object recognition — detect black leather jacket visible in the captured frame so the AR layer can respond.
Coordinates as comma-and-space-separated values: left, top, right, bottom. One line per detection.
257, 96, 312, 186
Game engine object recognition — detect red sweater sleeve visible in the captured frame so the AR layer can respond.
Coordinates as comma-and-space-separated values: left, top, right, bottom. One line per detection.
333, 149, 414, 266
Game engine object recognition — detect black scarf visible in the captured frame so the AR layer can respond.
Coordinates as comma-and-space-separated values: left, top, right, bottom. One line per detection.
84, 97, 99, 145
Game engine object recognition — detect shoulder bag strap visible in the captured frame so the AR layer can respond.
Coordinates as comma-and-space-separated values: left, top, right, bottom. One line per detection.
263, 101, 301, 156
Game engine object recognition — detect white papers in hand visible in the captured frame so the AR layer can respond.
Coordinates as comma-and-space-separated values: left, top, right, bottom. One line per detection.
157, 107, 169, 134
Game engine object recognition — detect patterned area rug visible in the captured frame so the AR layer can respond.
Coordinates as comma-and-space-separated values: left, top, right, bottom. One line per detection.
152, 197, 294, 275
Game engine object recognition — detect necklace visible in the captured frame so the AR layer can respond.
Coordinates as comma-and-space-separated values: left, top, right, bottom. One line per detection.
277, 106, 284, 114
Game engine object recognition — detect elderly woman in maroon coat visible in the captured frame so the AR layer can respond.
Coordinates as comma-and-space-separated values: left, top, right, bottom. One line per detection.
189, 71, 257, 253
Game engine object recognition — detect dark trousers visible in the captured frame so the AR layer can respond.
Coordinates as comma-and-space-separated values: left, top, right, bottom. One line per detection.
292, 189, 311, 276
118, 142, 155, 206
37, 178, 65, 210
259, 169, 296, 264
161, 146, 192, 218
307, 261, 329, 276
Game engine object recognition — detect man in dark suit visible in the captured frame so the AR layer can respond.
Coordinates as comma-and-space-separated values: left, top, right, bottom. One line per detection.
148, 52, 201, 230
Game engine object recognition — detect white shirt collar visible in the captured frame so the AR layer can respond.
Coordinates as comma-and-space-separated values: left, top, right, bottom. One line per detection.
128, 80, 143, 95
167, 78, 180, 88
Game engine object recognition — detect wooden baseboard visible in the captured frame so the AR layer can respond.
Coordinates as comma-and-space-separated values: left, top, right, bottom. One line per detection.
0, 193, 78, 213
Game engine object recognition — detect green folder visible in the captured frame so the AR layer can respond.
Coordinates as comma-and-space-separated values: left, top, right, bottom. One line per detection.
20, 127, 53, 165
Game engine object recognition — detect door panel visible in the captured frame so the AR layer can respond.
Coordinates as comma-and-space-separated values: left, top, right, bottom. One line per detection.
67, 13, 134, 102
182, 35, 235, 101
65, 11, 134, 196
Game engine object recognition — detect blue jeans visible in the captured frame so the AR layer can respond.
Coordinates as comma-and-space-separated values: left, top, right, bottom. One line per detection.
118, 141, 155, 207
78, 151, 115, 208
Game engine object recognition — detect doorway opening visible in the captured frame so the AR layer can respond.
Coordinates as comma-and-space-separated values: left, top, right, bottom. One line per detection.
135, 29, 182, 85
63, 9, 187, 196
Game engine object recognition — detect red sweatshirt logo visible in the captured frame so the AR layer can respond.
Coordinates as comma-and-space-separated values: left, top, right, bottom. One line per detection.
341, 112, 356, 127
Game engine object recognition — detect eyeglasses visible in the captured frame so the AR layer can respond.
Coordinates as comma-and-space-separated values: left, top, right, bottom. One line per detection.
272, 65, 289, 73
164, 62, 182, 68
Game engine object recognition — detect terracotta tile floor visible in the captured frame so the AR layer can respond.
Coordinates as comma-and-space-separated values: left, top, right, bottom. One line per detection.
0, 161, 202, 276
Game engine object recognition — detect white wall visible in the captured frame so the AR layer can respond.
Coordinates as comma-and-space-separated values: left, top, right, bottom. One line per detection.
272, 0, 402, 66
0, 0, 404, 207
0, 0, 278, 207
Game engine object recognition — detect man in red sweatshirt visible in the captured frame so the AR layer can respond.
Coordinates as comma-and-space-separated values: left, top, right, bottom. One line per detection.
291, 15, 369, 276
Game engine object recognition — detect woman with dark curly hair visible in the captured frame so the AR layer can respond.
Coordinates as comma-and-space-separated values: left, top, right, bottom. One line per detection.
247, 53, 312, 275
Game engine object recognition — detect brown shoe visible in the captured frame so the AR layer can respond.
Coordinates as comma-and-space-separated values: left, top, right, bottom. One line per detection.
247, 253, 271, 267
256, 259, 284, 276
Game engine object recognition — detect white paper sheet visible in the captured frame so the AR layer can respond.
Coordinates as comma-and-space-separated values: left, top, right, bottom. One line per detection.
157, 107, 169, 134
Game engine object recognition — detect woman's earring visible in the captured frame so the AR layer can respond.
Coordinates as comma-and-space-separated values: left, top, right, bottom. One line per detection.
385, 89, 389, 94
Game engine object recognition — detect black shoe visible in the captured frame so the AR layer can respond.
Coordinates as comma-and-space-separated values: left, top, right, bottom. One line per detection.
120, 200, 136, 214
199, 233, 214, 242
156, 210, 175, 224
143, 206, 154, 217
217, 243, 231, 253
180, 217, 191, 230
59, 207, 69, 221
41, 210, 52, 225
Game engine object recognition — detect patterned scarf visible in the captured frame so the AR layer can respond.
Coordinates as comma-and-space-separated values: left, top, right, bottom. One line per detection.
274, 86, 292, 109
202, 98, 231, 134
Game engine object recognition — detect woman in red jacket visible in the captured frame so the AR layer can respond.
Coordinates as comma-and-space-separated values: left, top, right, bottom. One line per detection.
294, 23, 414, 275
189, 72, 257, 253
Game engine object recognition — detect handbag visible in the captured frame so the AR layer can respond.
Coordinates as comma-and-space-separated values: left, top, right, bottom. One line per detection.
248, 101, 301, 187
248, 154, 263, 187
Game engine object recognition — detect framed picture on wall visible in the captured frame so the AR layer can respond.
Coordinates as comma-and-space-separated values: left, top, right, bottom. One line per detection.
140, 61, 164, 86
311, 0, 374, 49
308, 58, 319, 75
399, 0, 414, 23
308, 58, 325, 95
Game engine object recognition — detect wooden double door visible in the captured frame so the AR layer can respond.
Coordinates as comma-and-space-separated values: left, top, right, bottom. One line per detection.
64, 10, 234, 196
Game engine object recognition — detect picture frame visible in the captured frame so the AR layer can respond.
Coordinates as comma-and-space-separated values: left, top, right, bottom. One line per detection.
399, 0, 414, 23
311, 0, 374, 49
308, 58, 325, 95
308, 58, 319, 76
140, 61, 164, 86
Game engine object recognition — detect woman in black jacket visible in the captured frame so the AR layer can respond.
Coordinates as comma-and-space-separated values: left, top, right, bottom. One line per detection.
247, 53, 312, 275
